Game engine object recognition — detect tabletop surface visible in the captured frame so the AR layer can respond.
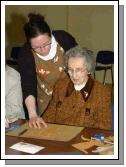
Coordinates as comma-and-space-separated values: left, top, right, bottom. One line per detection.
5, 120, 114, 155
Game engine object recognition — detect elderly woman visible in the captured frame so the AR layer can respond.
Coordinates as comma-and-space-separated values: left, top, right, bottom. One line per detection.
42, 46, 112, 130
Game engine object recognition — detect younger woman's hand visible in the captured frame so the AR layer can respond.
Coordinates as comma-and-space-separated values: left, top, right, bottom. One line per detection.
28, 116, 47, 128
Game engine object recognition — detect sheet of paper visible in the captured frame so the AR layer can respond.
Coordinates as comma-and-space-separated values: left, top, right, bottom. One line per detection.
10, 142, 45, 154
6, 122, 84, 142
92, 145, 114, 154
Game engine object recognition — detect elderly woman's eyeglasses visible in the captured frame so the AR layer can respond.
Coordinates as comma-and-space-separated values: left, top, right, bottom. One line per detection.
31, 40, 52, 52
67, 68, 86, 75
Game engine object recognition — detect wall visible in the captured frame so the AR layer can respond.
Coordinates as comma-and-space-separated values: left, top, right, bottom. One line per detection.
5, 5, 114, 83
67, 5, 114, 83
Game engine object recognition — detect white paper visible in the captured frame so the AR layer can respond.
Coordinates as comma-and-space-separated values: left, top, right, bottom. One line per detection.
10, 142, 45, 154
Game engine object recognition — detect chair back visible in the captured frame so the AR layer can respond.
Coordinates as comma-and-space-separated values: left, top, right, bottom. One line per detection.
11, 47, 22, 59
6, 46, 22, 71
96, 51, 114, 64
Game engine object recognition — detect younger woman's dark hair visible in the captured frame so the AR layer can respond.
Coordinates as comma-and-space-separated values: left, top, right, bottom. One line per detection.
24, 13, 51, 42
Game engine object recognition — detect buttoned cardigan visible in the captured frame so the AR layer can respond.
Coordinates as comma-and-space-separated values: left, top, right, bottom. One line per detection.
42, 75, 112, 130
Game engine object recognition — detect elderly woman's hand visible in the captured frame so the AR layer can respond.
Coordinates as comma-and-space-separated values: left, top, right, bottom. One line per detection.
28, 116, 47, 128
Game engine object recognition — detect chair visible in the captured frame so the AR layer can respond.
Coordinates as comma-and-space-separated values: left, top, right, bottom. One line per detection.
6, 46, 21, 70
94, 50, 114, 85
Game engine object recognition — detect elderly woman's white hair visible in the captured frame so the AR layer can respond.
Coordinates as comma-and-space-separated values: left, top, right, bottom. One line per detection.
64, 45, 96, 74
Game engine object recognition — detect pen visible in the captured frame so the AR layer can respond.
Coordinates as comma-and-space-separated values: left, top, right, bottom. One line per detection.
104, 139, 114, 145
18, 129, 28, 136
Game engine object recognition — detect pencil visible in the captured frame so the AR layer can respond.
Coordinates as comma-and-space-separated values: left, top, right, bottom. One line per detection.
18, 129, 28, 136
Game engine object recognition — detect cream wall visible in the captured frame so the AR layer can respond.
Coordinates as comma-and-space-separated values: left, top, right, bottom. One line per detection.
67, 5, 114, 83
5, 5, 114, 83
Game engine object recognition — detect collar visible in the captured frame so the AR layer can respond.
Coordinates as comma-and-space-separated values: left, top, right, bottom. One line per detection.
36, 35, 57, 61
74, 81, 86, 91
65, 76, 94, 101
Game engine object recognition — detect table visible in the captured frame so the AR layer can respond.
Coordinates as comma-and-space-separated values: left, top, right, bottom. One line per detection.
5, 120, 113, 155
